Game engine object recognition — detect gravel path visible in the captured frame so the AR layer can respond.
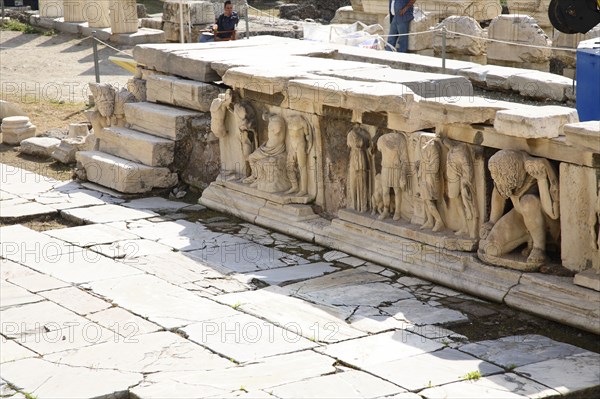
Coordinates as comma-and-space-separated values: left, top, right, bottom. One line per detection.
0, 30, 132, 103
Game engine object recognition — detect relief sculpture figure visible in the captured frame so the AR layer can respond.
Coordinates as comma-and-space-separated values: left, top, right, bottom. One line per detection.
233, 101, 258, 177
286, 115, 313, 196
377, 132, 409, 221
445, 140, 478, 238
210, 89, 233, 139
418, 136, 444, 232
479, 150, 560, 268
87, 83, 116, 134
347, 126, 370, 212
242, 113, 290, 193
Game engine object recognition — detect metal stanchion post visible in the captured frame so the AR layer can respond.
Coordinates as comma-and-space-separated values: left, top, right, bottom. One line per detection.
92, 31, 100, 83
441, 26, 447, 73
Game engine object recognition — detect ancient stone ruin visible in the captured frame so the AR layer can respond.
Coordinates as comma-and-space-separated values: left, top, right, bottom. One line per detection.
74, 36, 599, 334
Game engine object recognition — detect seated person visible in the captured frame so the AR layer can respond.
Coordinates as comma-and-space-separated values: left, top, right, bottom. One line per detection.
200, 0, 239, 42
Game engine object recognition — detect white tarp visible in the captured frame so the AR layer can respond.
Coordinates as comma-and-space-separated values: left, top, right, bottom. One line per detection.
303, 21, 386, 50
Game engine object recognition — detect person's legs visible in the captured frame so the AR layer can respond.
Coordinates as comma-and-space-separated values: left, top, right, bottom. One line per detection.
199, 33, 214, 43
397, 19, 411, 53
386, 16, 400, 51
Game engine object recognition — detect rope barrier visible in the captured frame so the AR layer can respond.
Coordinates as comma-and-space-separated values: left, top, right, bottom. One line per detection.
91, 36, 133, 57
246, 4, 282, 20
443, 29, 580, 53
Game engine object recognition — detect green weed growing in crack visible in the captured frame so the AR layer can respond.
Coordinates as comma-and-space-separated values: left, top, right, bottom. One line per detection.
461, 371, 482, 381
507, 363, 517, 371
239, 386, 248, 393
231, 302, 243, 310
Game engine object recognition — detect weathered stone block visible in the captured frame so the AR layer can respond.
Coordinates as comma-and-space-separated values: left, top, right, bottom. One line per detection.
109, 29, 166, 45
124, 102, 205, 140
162, 0, 215, 25
146, 74, 224, 112
97, 127, 175, 167
487, 15, 550, 64
52, 135, 90, 164
508, 71, 573, 101
76, 151, 178, 194
564, 121, 600, 153
494, 106, 578, 138
19, 137, 61, 158
433, 16, 486, 55
560, 163, 600, 273
141, 17, 163, 30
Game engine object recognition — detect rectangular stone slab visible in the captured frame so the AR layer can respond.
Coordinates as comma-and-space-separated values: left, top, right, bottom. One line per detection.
124, 102, 204, 141
76, 151, 178, 194
287, 78, 417, 115
419, 96, 531, 125
564, 121, 600, 153
494, 106, 579, 139
146, 74, 225, 112
440, 124, 600, 168
323, 67, 473, 98
333, 43, 478, 75
97, 127, 175, 167
504, 274, 600, 334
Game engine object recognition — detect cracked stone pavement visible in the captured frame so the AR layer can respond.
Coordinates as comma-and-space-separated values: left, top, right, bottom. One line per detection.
1, 164, 599, 399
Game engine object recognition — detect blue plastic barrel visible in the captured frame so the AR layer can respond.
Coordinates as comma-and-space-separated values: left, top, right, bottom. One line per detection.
576, 38, 600, 122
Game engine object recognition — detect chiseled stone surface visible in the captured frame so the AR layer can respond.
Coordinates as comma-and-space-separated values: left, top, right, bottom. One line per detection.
97, 126, 175, 167
0, 358, 143, 398
243, 262, 338, 286
6, 273, 69, 293
88, 274, 238, 329
216, 286, 366, 343
367, 348, 504, 391
0, 339, 37, 364
19, 137, 61, 157
39, 286, 112, 316
130, 350, 336, 398
146, 74, 225, 112
494, 106, 579, 138
43, 223, 140, 247
564, 121, 600, 153
382, 298, 469, 326
419, 373, 560, 398
0, 198, 57, 220
76, 151, 178, 194
270, 369, 404, 398
124, 101, 204, 141
0, 280, 44, 309
317, 330, 445, 367
44, 331, 232, 373
514, 352, 600, 395
61, 203, 158, 224
86, 306, 162, 337
183, 312, 317, 363
458, 334, 588, 368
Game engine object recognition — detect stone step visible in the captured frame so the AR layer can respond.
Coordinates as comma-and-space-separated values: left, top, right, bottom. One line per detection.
96, 127, 175, 167
76, 151, 178, 194
146, 74, 224, 112
124, 102, 205, 141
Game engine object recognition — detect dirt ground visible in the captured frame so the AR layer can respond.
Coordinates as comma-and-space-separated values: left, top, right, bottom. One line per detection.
0, 29, 137, 180
0, 30, 133, 103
